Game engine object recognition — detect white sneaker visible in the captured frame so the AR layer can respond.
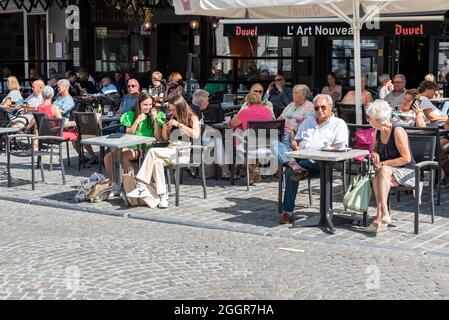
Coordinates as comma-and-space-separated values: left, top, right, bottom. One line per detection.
126, 182, 151, 199
159, 193, 169, 209
142, 195, 161, 209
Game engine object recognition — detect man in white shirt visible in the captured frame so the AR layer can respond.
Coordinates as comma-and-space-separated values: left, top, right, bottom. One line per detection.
277, 94, 349, 224
384, 74, 407, 109
24, 80, 44, 109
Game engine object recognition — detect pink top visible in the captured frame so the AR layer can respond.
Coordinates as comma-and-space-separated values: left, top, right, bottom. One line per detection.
37, 104, 55, 118
235, 104, 274, 130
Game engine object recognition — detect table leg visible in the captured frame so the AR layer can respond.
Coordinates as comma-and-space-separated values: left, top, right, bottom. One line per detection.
293, 161, 335, 234
117, 149, 130, 207
320, 161, 335, 234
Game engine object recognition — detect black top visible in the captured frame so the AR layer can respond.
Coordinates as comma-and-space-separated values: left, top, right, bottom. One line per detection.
190, 104, 203, 121
376, 125, 416, 169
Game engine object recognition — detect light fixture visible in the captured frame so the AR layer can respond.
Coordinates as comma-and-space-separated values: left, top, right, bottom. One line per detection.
190, 19, 200, 30
211, 21, 219, 29
143, 8, 153, 32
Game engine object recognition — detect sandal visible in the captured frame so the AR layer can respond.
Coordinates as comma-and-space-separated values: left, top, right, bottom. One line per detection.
382, 216, 393, 225
365, 222, 388, 233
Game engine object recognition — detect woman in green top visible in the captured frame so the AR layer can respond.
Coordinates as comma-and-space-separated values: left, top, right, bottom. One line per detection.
104, 93, 166, 179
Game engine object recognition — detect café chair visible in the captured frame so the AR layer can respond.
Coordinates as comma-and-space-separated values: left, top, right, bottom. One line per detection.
245, 120, 285, 192
6, 117, 66, 191
388, 135, 438, 235
74, 112, 122, 173
336, 102, 368, 125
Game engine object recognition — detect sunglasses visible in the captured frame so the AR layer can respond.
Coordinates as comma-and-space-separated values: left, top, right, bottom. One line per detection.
314, 105, 328, 112
253, 90, 264, 93
128, 85, 137, 88
152, 78, 161, 81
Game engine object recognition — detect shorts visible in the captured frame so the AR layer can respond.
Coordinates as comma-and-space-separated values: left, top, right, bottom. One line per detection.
392, 167, 415, 187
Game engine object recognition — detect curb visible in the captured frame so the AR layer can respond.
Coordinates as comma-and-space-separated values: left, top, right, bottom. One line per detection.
1, 194, 449, 260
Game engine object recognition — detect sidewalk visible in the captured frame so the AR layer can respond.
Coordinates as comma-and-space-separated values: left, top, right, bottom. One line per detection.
1, 145, 449, 257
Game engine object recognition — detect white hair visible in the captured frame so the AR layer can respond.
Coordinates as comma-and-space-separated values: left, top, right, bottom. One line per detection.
42, 85, 55, 100
192, 89, 209, 105
313, 94, 333, 107
366, 99, 392, 125
378, 73, 390, 84
57, 79, 70, 89
293, 84, 311, 98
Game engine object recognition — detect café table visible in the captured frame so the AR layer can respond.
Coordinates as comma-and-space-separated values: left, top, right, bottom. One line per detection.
284, 148, 370, 234
81, 134, 155, 206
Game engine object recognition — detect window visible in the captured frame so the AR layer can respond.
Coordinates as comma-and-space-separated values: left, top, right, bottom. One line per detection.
95, 26, 151, 73
332, 39, 379, 87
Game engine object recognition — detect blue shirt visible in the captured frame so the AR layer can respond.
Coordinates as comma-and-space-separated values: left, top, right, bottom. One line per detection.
118, 94, 139, 115
54, 95, 75, 119
2, 90, 24, 105
101, 84, 118, 95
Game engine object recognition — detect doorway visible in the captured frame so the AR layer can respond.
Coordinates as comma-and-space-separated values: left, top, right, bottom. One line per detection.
157, 23, 191, 78
27, 14, 48, 81
397, 37, 430, 88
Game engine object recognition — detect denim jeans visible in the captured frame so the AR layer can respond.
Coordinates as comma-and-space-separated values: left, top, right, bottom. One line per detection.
271, 140, 320, 213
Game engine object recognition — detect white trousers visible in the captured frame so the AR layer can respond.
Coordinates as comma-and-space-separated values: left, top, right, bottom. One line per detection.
136, 147, 189, 195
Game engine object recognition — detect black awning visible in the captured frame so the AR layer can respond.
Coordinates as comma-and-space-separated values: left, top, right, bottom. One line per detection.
0, 0, 69, 12
223, 19, 445, 38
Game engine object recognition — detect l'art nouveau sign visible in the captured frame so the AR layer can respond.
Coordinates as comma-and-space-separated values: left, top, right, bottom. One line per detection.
225, 21, 441, 37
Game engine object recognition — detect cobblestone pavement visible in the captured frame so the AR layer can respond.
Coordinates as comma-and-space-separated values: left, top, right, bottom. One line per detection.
2, 200, 449, 300
1, 146, 449, 257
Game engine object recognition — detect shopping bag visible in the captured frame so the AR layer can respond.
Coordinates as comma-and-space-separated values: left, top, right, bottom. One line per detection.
122, 170, 146, 207
343, 174, 373, 213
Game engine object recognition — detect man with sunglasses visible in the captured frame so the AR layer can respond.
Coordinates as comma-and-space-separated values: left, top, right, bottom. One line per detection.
117, 79, 140, 116
267, 74, 293, 116
275, 94, 349, 224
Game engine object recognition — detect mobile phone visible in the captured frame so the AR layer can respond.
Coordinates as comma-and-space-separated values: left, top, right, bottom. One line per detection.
411, 98, 422, 109
165, 114, 174, 122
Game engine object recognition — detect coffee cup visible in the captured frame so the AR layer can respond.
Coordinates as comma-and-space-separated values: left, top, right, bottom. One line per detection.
338, 142, 348, 150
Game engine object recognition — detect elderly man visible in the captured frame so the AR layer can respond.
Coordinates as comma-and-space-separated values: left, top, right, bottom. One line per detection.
24, 80, 44, 109
384, 74, 407, 109
191, 89, 209, 121
275, 94, 349, 224
99, 77, 118, 95
117, 79, 140, 115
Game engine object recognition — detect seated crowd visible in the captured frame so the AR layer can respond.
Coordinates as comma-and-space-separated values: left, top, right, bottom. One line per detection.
1, 67, 449, 231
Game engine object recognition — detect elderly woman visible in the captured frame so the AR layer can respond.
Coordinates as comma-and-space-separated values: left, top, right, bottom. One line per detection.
239, 83, 275, 117
392, 89, 426, 128
366, 100, 416, 233
54, 79, 75, 120
341, 76, 374, 107
278, 84, 315, 144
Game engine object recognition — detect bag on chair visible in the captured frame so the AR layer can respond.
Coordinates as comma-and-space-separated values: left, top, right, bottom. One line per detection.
352, 128, 375, 162
343, 173, 373, 213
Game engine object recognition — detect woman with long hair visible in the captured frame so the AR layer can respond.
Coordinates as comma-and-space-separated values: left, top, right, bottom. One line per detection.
127, 95, 200, 209
104, 92, 166, 183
